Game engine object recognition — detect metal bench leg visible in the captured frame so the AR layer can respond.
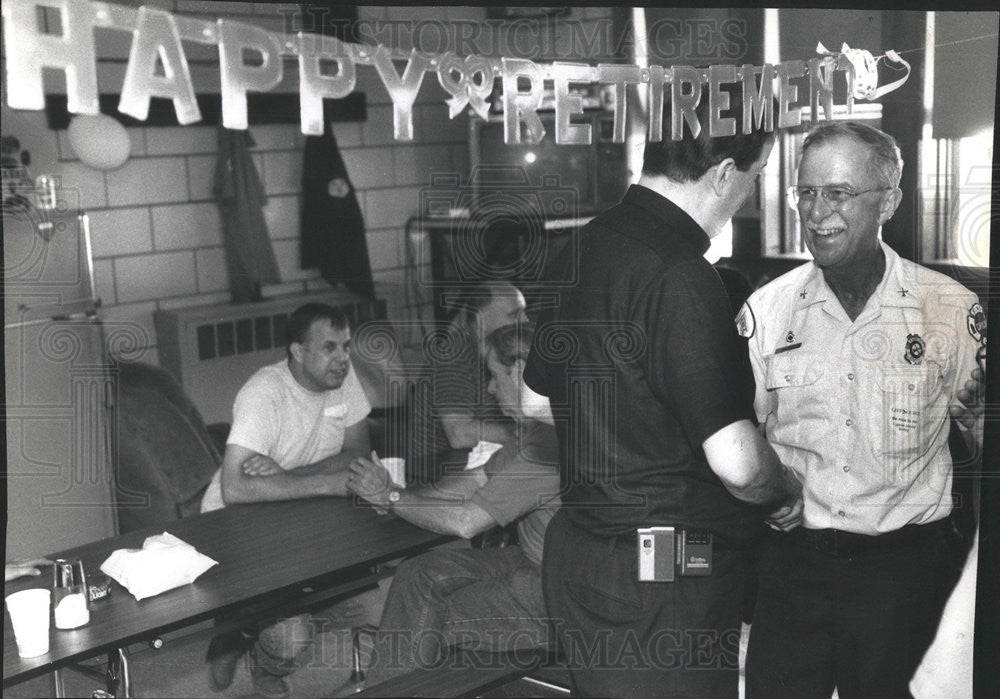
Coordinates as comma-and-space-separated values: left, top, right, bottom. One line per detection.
50, 668, 66, 697
351, 627, 368, 683
106, 647, 132, 698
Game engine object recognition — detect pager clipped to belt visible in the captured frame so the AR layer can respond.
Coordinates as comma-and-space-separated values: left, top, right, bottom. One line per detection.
638, 527, 713, 581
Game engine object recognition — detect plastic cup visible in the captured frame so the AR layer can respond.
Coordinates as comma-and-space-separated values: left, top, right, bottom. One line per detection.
5, 588, 52, 658
381, 457, 406, 489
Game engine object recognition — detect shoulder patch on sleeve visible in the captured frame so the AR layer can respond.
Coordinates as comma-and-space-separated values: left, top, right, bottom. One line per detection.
735, 302, 756, 339
968, 302, 987, 344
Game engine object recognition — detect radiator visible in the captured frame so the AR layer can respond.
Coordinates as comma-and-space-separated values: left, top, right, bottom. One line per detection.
154, 291, 386, 425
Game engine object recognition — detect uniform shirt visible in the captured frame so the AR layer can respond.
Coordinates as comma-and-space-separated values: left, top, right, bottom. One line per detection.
524, 185, 760, 546
470, 421, 560, 566
743, 241, 981, 534
201, 359, 371, 512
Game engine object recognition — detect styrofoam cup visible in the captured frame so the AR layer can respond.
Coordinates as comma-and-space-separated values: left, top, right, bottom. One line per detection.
381, 457, 406, 489
5, 588, 52, 658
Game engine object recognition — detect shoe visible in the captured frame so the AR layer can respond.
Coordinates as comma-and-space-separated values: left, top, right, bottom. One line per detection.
206, 629, 252, 692
248, 655, 291, 697
207, 647, 243, 692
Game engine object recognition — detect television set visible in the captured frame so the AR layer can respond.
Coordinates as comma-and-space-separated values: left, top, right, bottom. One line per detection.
468, 111, 629, 219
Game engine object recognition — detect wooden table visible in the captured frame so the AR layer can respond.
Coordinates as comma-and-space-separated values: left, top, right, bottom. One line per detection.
3, 496, 453, 694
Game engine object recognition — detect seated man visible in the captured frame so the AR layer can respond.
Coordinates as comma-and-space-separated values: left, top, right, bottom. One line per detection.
347, 323, 559, 686
201, 303, 372, 696
411, 282, 529, 468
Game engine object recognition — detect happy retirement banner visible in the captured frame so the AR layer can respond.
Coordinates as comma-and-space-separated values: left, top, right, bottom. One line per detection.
2, 0, 911, 144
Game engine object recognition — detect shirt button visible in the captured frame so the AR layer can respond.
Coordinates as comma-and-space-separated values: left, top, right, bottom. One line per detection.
845, 418, 853, 426
785, 375, 792, 383
843, 465, 851, 472
838, 510, 846, 517
847, 373, 855, 380
908, 384, 915, 391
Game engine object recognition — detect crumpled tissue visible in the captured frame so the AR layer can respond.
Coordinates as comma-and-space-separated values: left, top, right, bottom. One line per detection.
100, 532, 218, 601
464, 441, 505, 470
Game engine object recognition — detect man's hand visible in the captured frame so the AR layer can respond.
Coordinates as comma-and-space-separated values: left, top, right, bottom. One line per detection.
241, 454, 283, 477
324, 597, 370, 629
347, 452, 392, 508
766, 496, 804, 531
5, 558, 53, 582
949, 367, 985, 429
765, 468, 804, 532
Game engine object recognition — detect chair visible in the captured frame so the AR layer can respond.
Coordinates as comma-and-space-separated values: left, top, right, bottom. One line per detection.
111, 362, 221, 533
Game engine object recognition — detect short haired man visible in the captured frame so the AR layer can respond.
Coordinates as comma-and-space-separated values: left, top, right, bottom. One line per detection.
743, 121, 984, 697
347, 323, 559, 687
201, 303, 372, 695
523, 85, 802, 696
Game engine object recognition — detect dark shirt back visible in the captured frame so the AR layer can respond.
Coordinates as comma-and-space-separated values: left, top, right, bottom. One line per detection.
524, 185, 761, 547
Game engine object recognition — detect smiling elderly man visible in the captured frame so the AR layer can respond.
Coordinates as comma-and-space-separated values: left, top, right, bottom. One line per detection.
742, 121, 984, 698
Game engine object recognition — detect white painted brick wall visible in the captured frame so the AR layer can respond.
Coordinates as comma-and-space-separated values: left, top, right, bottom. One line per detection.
30, 2, 528, 364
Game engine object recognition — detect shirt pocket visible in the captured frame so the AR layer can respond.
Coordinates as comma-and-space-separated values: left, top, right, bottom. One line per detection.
316, 403, 348, 455
764, 353, 826, 422
873, 366, 942, 459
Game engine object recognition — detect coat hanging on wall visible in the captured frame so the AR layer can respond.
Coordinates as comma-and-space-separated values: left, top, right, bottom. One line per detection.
213, 128, 281, 303
300, 125, 375, 300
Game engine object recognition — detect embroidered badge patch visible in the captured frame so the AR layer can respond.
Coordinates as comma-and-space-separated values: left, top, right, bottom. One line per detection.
967, 303, 987, 344
735, 302, 755, 339
904, 333, 925, 365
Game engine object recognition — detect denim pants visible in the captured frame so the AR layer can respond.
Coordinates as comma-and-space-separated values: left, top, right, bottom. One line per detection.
364, 545, 551, 686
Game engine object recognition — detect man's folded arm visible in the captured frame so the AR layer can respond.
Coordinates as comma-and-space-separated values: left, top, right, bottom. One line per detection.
702, 419, 801, 508
220, 443, 354, 504
439, 412, 515, 449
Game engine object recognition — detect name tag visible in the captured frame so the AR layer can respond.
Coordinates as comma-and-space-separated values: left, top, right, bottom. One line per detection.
323, 404, 347, 418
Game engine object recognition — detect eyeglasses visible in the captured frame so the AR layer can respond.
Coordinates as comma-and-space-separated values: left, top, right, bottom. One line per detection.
786, 185, 889, 208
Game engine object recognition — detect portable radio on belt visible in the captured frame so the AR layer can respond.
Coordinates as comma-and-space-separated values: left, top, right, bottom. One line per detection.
637, 527, 713, 582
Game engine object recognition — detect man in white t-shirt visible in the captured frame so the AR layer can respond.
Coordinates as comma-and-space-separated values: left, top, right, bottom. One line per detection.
202, 303, 371, 696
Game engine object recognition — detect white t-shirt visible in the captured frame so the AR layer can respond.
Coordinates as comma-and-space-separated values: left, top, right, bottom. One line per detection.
201, 360, 371, 512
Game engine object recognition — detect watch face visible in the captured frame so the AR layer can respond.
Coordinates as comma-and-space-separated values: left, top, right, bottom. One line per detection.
388, 490, 400, 502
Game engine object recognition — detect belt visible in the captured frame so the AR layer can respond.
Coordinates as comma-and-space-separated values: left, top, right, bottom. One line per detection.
784, 518, 950, 556
605, 527, 737, 552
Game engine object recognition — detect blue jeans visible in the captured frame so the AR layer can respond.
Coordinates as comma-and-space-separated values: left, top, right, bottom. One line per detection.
365, 545, 551, 686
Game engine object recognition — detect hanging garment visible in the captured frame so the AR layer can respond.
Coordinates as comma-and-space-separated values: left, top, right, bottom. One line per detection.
300, 125, 375, 299
213, 128, 281, 303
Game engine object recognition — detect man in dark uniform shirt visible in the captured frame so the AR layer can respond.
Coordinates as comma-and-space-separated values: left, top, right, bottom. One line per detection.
523, 84, 802, 697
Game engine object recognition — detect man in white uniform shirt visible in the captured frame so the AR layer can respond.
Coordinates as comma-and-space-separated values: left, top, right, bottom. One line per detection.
201, 303, 371, 695
743, 122, 983, 697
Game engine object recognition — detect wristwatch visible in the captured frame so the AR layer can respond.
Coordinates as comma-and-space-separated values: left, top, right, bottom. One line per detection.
387, 489, 401, 505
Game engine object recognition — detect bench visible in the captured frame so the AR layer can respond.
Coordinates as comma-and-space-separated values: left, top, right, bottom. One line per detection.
356, 648, 566, 698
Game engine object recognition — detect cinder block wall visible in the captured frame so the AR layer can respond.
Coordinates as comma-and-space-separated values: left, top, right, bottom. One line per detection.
4, 3, 617, 364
